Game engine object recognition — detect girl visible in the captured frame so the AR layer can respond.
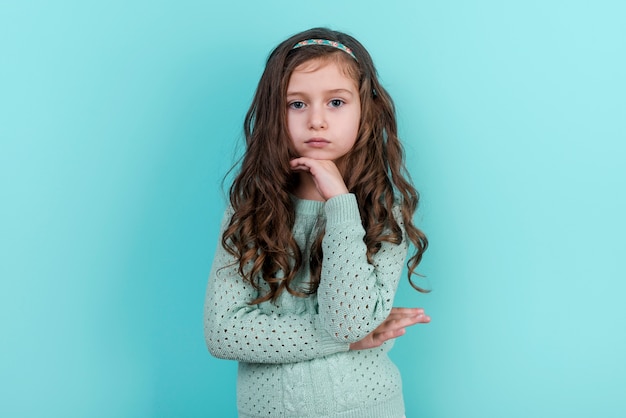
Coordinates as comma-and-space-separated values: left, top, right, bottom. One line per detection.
204, 27, 430, 418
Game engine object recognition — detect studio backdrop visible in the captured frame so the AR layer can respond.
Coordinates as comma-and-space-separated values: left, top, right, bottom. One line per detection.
1, 1, 624, 417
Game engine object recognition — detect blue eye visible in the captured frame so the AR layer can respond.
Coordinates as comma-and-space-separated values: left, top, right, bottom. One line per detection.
289, 101, 305, 109
330, 99, 344, 108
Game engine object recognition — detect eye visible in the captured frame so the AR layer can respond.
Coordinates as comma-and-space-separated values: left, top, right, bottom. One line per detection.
329, 99, 345, 108
289, 101, 305, 110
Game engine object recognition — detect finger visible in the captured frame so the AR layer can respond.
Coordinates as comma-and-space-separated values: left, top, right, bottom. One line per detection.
290, 157, 317, 168
385, 311, 427, 323
403, 313, 431, 324
381, 313, 430, 331
290, 159, 310, 169
373, 318, 429, 345
372, 327, 407, 345
406, 315, 431, 325
389, 307, 425, 315
290, 164, 311, 172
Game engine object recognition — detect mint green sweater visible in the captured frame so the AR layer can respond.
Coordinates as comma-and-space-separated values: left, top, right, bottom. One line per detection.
204, 194, 408, 418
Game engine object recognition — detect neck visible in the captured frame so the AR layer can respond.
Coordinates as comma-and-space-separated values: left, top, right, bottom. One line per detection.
292, 172, 325, 201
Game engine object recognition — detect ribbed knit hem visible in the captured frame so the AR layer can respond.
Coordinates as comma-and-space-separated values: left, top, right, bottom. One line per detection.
327, 394, 405, 418
324, 193, 361, 226
238, 392, 405, 418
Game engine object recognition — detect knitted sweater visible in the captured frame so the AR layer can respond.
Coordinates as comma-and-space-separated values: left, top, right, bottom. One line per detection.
204, 193, 409, 418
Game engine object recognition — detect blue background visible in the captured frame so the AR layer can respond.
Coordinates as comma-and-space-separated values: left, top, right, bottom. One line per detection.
1, 1, 624, 417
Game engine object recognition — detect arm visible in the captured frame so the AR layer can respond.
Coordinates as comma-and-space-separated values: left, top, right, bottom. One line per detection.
203, 209, 350, 364
288, 158, 416, 344
317, 194, 409, 343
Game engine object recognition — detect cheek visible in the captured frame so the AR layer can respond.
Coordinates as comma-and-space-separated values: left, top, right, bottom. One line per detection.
350, 110, 361, 137
286, 114, 298, 137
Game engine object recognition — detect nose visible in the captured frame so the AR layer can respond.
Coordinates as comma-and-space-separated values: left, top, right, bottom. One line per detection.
308, 105, 327, 130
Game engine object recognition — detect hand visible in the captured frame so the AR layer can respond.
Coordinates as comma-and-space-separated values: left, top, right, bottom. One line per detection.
290, 157, 349, 200
349, 307, 430, 351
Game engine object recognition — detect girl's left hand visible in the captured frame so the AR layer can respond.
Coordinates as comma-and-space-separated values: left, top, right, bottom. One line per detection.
349, 307, 430, 351
290, 157, 349, 200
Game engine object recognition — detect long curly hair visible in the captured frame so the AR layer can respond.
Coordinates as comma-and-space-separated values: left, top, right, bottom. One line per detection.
222, 28, 428, 304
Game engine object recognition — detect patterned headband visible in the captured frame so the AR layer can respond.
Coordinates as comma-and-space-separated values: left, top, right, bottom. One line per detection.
292, 39, 357, 61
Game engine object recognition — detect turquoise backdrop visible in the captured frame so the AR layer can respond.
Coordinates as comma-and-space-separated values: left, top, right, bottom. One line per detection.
1, 1, 624, 417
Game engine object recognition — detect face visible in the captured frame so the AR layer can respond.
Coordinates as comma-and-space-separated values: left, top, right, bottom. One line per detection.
286, 59, 361, 164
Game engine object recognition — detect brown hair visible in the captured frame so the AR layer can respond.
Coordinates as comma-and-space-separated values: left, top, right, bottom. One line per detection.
222, 27, 428, 304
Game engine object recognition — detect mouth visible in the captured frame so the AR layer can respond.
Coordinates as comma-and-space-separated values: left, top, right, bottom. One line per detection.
305, 138, 330, 145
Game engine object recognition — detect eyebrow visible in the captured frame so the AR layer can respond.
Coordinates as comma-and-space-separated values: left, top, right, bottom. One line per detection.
286, 88, 355, 98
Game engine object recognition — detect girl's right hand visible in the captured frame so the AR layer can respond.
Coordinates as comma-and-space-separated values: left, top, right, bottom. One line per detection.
290, 157, 349, 201
349, 307, 430, 351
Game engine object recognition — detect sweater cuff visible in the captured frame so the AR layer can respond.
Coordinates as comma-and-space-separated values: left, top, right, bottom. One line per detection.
324, 193, 361, 226
315, 316, 352, 355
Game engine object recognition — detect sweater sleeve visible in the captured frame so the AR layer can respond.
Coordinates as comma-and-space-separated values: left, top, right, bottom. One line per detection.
318, 193, 409, 343
203, 209, 350, 364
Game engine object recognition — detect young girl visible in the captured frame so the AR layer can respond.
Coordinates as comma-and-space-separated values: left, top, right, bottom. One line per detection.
204, 27, 430, 418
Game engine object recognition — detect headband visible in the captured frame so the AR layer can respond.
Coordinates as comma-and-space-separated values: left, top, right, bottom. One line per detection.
292, 39, 357, 61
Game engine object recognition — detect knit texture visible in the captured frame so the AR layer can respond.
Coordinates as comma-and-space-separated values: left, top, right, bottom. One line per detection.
204, 193, 409, 418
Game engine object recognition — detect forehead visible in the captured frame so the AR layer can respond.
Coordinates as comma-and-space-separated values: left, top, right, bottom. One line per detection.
287, 58, 359, 91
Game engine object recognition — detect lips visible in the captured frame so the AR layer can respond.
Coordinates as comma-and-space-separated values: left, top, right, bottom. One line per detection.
305, 138, 330, 147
